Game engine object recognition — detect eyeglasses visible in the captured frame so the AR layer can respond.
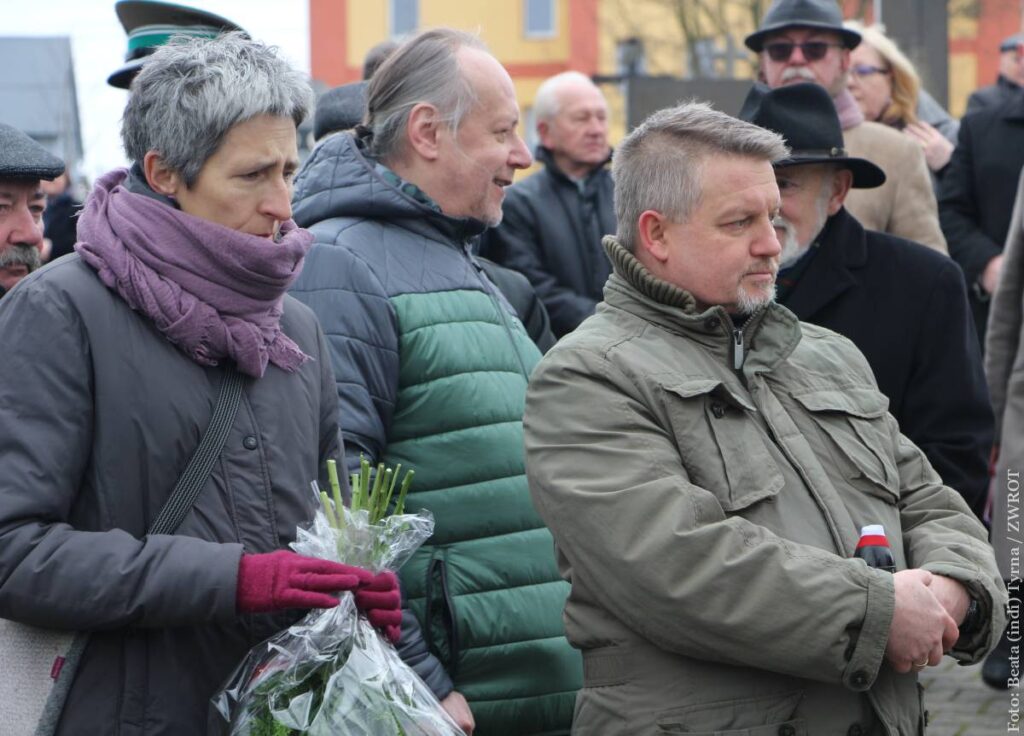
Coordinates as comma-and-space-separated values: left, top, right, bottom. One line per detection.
849, 63, 891, 78
764, 41, 844, 62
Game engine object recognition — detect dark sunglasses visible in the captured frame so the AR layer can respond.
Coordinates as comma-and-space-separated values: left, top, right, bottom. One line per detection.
764, 41, 844, 62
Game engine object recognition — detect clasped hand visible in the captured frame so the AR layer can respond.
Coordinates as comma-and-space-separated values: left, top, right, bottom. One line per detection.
885, 569, 969, 673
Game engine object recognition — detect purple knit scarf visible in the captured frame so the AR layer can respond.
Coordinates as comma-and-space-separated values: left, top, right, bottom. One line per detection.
76, 169, 313, 378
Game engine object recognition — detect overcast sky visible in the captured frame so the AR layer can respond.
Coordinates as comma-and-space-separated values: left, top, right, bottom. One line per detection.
6, 0, 310, 181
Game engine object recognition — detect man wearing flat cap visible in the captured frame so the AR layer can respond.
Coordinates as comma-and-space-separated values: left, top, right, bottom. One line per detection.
524, 98, 1004, 734
966, 33, 1024, 114
0, 123, 64, 297
107, 0, 244, 89
740, 82, 992, 522
747, 0, 947, 254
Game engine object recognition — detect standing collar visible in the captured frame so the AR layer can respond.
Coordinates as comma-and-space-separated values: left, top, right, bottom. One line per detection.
600, 235, 802, 373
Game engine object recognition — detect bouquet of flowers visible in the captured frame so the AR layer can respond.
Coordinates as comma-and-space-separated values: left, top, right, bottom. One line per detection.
212, 459, 464, 736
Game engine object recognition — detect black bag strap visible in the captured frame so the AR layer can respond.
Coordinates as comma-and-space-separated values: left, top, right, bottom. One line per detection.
149, 368, 246, 535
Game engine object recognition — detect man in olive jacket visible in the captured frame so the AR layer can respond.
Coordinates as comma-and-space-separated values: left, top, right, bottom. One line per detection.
524, 102, 1005, 735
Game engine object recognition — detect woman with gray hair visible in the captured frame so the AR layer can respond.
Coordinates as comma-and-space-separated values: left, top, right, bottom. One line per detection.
0, 33, 400, 733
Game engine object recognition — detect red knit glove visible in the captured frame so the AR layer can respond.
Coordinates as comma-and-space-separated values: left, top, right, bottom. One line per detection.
236, 551, 374, 614
354, 571, 402, 644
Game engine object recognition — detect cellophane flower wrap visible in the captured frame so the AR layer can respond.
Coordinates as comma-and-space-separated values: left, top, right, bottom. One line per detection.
212, 461, 464, 736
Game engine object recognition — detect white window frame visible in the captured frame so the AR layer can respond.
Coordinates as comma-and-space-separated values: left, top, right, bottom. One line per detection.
524, 0, 557, 39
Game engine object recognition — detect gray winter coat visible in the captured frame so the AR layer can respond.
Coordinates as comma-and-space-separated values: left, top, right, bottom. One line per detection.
0, 256, 341, 735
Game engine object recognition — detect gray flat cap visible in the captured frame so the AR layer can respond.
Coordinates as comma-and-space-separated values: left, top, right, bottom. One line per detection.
0, 124, 64, 181
1001, 34, 1024, 52
314, 82, 368, 141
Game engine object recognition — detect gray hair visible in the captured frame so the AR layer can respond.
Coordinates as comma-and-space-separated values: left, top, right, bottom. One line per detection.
533, 71, 600, 123
365, 28, 487, 162
613, 102, 789, 252
121, 32, 314, 187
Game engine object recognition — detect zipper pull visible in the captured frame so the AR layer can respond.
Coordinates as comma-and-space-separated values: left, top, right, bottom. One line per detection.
733, 329, 745, 371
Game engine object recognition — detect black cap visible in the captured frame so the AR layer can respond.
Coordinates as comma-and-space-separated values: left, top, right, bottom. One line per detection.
314, 82, 368, 141
108, 0, 245, 89
0, 124, 65, 182
738, 83, 885, 189
1001, 33, 1024, 53
745, 0, 861, 52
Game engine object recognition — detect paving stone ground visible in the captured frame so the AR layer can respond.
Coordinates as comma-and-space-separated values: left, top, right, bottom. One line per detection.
920, 657, 1017, 735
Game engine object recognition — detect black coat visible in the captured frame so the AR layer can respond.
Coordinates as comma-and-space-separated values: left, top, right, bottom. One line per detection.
938, 92, 1024, 344
43, 192, 81, 262
779, 208, 993, 516
965, 74, 1022, 115
480, 147, 616, 337
477, 256, 556, 353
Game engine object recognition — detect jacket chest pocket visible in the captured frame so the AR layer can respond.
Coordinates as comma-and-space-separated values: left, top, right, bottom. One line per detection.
789, 387, 900, 504
664, 379, 784, 513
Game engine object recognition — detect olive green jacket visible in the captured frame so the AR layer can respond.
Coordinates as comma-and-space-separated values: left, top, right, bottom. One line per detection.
524, 237, 1005, 736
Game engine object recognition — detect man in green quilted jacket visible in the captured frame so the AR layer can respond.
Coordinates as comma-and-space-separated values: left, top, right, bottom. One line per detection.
290, 28, 580, 735
524, 101, 1005, 734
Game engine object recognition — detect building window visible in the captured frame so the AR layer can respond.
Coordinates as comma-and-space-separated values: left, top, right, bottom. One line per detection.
390, 0, 418, 37
525, 0, 556, 38
616, 37, 646, 78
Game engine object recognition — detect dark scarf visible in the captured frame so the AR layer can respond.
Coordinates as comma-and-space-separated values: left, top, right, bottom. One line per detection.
75, 169, 313, 378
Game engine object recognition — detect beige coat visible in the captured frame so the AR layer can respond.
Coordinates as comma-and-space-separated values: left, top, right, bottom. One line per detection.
844, 121, 948, 254
525, 238, 1004, 735
985, 167, 1024, 580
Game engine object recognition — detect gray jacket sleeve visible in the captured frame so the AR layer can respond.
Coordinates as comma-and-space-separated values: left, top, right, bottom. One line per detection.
985, 168, 1024, 444
289, 231, 399, 476
0, 280, 241, 631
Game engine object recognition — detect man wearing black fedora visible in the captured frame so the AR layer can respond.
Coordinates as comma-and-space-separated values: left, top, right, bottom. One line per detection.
740, 82, 992, 524
0, 124, 65, 298
746, 0, 947, 254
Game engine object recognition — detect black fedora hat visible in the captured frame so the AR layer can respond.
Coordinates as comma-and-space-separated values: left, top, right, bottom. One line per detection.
745, 0, 861, 52
108, 1, 245, 89
738, 83, 885, 189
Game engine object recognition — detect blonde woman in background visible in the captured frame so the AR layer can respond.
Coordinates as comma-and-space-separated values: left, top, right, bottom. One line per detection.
846, 21, 958, 185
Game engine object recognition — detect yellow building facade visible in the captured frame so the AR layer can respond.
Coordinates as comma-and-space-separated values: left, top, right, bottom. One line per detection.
309, 1, 1021, 158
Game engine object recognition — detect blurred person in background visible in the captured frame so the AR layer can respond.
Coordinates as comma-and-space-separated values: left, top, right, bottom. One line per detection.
481, 71, 616, 337
41, 170, 82, 262
313, 40, 400, 141
845, 22, 958, 188
0, 124, 63, 297
747, 0, 947, 253
967, 33, 1024, 114
0, 34, 400, 733
983, 167, 1024, 688
939, 65, 1024, 351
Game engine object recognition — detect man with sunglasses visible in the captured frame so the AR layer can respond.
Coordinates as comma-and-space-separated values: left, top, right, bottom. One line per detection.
746, 0, 947, 254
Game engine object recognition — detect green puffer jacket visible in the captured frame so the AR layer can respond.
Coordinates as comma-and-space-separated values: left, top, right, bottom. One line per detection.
289, 132, 581, 734
524, 237, 1006, 736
